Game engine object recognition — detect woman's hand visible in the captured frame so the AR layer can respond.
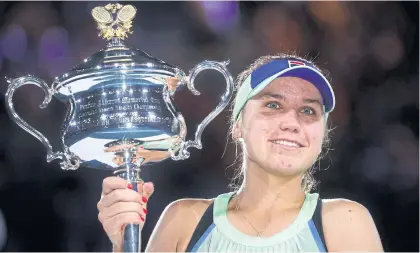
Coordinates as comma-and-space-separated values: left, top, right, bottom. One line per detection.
97, 177, 154, 250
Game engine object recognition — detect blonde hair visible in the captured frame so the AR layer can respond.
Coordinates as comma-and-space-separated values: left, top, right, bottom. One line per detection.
227, 53, 333, 193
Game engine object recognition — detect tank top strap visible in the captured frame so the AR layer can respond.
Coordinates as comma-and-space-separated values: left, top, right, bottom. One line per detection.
299, 192, 320, 221
213, 191, 235, 220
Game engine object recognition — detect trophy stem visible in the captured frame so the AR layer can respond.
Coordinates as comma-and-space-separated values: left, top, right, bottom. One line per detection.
113, 148, 144, 253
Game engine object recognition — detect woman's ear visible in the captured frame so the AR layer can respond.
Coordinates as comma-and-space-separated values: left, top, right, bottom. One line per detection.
232, 118, 243, 141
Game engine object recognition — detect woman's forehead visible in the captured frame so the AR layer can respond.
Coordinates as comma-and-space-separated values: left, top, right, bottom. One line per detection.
259, 77, 323, 99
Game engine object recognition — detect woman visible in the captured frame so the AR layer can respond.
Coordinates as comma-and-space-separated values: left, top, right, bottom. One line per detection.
97, 54, 384, 252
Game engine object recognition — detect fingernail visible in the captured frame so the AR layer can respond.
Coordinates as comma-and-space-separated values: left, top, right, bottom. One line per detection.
143, 208, 148, 214
139, 146, 144, 149
142, 196, 148, 203
127, 184, 133, 189
140, 216, 145, 222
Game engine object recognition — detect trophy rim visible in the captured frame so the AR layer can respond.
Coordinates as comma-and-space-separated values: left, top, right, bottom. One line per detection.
52, 65, 184, 96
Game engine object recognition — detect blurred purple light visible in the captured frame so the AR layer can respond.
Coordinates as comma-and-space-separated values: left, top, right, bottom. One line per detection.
39, 26, 69, 61
0, 51, 3, 72
200, 1, 239, 33
39, 26, 69, 77
1, 24, 27, 62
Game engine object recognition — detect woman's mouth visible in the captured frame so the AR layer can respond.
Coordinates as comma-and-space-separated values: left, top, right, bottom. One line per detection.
269, 139, 302, 148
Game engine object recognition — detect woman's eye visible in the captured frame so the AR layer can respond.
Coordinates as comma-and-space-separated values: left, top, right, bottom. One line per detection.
301, 107, 315, 115
266, 102, 280, 109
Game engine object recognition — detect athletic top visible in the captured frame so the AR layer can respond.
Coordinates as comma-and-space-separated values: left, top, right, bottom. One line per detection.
185, 192, 327, 252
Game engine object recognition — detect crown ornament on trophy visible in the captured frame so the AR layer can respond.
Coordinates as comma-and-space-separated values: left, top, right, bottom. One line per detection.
92, 3, 136, 40
5, 3, 234, 252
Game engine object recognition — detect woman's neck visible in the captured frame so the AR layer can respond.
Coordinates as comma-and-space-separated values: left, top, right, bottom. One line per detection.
234, 160, 306, 213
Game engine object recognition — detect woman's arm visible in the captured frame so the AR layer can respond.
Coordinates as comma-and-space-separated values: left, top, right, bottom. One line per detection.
145, 200, 185, 252
322, 199, 384, 252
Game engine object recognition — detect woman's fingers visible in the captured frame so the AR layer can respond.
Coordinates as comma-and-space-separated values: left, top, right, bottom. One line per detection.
102, 176, 130, 195
99, 188, 142, 210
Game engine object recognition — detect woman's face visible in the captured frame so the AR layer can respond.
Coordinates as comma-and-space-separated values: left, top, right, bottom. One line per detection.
238, 76, 326, 177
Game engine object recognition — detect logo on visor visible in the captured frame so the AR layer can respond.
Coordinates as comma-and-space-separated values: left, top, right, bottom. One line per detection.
288, 60, 306, 68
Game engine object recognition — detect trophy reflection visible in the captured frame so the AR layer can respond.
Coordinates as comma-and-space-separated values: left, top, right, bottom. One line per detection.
105, 136, 181, 167
4, 3, 234, 252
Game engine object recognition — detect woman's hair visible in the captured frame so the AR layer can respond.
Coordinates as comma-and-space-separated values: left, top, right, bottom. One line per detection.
227, 53, 333, 193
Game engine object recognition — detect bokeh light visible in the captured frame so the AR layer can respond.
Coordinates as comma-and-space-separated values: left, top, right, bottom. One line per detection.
39, 26, 70, 77
199, 1, 240, 34
1, 24, 27, 62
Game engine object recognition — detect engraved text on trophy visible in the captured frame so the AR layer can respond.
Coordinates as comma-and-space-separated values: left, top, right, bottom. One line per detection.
70, 86, 175, 132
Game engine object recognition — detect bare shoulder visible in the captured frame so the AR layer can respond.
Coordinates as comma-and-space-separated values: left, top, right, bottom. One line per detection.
169, 197, 214, 214
164, 197, 214, 227
320, 198, 384, 252
145, 197, 214, 252
322, 197, 371, 217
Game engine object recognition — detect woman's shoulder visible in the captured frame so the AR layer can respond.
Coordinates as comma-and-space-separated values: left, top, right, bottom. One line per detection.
320, 197, 372, 219
148, 196, 221, 252
146, 195, 220, 251
320, 197, 375, 230
319, 197, 383, 251
164, 196, 215, 219
157, 193, 228, 230
163, 191, 233, 218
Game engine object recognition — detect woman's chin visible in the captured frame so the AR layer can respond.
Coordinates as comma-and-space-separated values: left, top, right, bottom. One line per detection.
262, 157, 309, 177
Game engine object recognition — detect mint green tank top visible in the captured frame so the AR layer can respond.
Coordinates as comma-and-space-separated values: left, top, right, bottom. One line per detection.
190, 192, 326, 252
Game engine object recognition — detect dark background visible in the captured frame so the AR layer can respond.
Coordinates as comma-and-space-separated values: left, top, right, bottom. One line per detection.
0, 1, 418, 252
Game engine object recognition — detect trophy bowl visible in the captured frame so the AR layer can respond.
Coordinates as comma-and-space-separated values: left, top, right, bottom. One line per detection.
4, 3, 234, 252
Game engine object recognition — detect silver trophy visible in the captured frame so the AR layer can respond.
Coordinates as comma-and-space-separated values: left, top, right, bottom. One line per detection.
4, 3, 234, 252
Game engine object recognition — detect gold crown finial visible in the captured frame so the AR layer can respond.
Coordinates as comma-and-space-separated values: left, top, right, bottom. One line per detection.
91, 3, 137, 41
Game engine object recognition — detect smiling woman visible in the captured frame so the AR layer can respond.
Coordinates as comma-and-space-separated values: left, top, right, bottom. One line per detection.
97, 53, 384, 252
230, 54, 334, 193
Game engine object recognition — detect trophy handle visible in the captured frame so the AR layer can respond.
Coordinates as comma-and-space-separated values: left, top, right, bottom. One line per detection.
171, 60, 234, 160
4, 75, 80, 170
